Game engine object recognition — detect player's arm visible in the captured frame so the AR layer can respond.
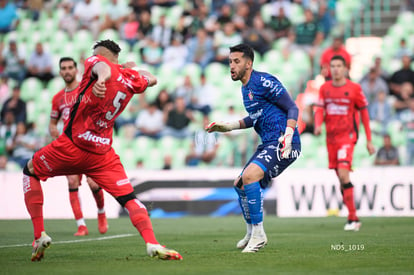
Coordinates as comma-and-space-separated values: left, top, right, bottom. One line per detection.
313, 88, 325, 136
274, 92, 299, 158
49, 118, 59, 140
137, 69, 157, 87
355, 84, 376, 155
49, 97, 60, 139
205, 116, 253, 133
91, 62, 111, 98
360, 107, 376, 155
121, 61, 157, 86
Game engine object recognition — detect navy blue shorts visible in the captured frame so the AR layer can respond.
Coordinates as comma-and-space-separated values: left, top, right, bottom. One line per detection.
241, 141, 301, 189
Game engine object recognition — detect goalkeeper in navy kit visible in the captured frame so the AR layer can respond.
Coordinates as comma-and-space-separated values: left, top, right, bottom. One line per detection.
206, 44, 301, 253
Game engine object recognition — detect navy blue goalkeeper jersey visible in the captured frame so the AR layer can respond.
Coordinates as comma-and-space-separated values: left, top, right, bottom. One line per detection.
241, 70, 300, 144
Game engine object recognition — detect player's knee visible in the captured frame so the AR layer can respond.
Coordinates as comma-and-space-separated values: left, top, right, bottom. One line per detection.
241, 172, 261, 185
23, 159, 33, 175
336, 168, 350, 184
23, 163, 31, 176
116, 192, 136, 207
23, 160, 39, 180
86, 177, 99, 190
338, 173, 349, 184
67, 177, 80, 188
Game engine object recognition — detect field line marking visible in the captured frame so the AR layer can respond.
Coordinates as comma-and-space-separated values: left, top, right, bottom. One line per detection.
0, 233, 137, 249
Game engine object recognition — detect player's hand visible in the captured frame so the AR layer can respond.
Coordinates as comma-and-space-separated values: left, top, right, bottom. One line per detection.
278, 126, 294, 159
205, 121, 239, 133
367, 141, 376, 155
313, 126, 322, 136
92, 79, 106, 98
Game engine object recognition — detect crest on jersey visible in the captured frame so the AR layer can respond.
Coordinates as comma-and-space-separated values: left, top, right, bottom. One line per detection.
248, 90, 254, 100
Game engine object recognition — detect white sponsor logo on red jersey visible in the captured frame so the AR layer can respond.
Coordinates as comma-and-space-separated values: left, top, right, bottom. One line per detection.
116, 179, 130, 186
326, 103, 348, 115
77, 131, 110, 145
117, 74, 133, 90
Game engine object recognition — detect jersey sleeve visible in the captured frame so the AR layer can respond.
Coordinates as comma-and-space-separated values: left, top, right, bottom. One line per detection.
354, 83, 369, 109
121, 68, 149, 94
50, 93, 60, 120
83, 55, 105, 79
263, 74, 288, 103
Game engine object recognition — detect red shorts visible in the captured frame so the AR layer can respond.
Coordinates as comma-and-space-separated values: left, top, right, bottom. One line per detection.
32, 134, 133, 197
327, 142, 354, 171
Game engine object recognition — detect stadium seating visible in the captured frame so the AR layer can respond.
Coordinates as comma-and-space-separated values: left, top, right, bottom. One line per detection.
4, 0, 408, 171
20, 77, 43, 102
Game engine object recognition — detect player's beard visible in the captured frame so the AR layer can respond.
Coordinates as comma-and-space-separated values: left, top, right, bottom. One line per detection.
63, 74, 76, 85
231, 68, 246, 81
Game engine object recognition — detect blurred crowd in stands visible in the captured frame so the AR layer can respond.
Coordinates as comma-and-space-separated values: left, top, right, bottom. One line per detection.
0, 0, 413, 170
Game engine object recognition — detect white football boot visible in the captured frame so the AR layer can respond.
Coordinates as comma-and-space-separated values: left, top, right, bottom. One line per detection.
242, 226, 267, 253
236, 233, 251, 249
31, 231, 52, 261
146, 243, 183, 260
344, 220, 361, 232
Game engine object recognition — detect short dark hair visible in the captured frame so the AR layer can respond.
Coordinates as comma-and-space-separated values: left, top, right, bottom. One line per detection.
229, 44, 254, 63
330, 55, 346, 66
59, 57, 77, 68
93, 40, 121, 55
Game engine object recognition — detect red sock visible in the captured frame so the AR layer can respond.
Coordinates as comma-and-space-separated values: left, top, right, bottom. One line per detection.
124, 199, 158, 244
69, 189, 83, 220
23, 175, 44, 240
343, 186, 358, 221
92, 188, 105, 210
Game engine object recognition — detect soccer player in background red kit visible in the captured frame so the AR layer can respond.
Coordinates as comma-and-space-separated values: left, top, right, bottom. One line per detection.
50, 57, 107, 236
314, 55, 376, 231
24, 40, 182, 261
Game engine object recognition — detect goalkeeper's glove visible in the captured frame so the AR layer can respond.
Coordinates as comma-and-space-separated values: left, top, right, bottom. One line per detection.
278, 126, 294, 159
205, 121, 240, 133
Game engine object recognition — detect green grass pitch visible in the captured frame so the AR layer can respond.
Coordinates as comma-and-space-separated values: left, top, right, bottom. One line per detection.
0, 217, 413, 274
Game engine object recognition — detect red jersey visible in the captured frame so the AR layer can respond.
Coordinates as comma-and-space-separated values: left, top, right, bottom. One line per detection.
64, 55, 148, 154
317, 79, 368, 144
50, 87, 79, 124
320, 46, 351, 79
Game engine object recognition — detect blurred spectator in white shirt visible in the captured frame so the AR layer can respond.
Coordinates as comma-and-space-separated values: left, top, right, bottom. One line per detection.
151, 14, 173, 49
99, 0, 130, 32
214, 22, 242, 64
162, 34, 188, 70
360, 67, 389, 104
185, 116, 219, 166
27, 42, 54, 86
73, 0, 101, 39
369, 90, 393, 134
395, 38, 412, 59
135, 102, 164, 139
1, 40, 26, 85
58, 1, 78, 38
186, 28, 214, 70
191, 73, 218, 117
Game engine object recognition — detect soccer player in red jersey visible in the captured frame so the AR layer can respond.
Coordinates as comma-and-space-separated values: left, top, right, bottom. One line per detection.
50, 57, 107, 236
314, 55, 376, 231
24, 40, 182, 261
